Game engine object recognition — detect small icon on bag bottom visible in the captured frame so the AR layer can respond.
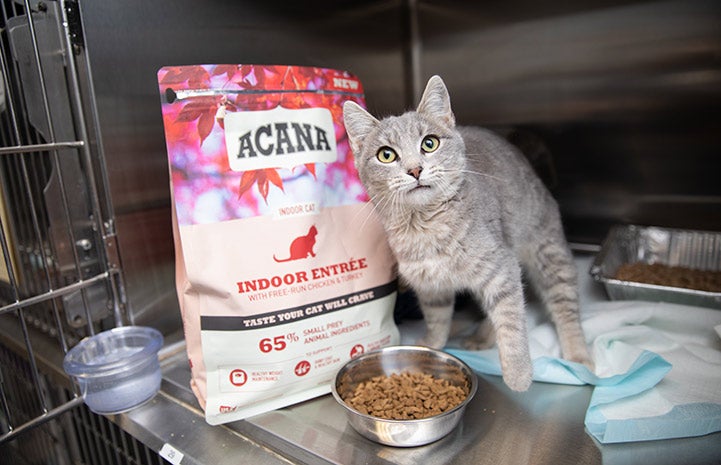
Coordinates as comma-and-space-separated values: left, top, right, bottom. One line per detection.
350, 344, 364, 358
229, 368, 248, 387
294, 360, 311, 377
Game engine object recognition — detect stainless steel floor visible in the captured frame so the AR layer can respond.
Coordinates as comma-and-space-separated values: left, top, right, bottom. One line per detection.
117, 255, 721, 465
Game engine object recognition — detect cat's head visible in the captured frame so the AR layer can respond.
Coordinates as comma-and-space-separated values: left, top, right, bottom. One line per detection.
343, 76, 466, 210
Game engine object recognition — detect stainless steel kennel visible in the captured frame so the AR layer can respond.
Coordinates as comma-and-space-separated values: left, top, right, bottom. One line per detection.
0, 1, 169, 463
0, 0, 720, 464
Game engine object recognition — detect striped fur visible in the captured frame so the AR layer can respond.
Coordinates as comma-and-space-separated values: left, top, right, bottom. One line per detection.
343, 76, 593, 391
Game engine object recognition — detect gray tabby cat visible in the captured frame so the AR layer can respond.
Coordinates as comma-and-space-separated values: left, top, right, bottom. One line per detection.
343, 76, 593, 391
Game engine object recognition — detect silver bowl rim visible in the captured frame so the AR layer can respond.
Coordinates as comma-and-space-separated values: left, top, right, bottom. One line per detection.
331, 345, 478, 424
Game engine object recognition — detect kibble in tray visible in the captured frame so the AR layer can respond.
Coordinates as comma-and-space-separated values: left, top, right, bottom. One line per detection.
590, 225, 721, 309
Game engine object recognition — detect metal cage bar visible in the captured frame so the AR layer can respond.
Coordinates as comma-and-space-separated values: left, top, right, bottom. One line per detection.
0, 0, 128, 452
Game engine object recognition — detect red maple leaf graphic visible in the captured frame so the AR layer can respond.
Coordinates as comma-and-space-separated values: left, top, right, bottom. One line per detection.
175, 96, 222, 146
304, 163, 317, 179
211, 64, 238, 81
237, 168, 285, 203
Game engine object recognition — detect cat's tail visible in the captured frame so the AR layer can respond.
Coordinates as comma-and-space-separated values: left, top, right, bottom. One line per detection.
273, 255, 292, 263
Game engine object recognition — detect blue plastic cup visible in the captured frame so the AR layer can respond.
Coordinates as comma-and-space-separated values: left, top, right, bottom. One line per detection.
63, 326, 163, 414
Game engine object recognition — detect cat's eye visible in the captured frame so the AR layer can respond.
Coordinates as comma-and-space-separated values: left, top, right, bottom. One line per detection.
376, 147, 398, 164
421, 135, 440, 153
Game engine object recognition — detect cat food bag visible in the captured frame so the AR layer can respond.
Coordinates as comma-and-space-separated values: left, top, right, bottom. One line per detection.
158, 65, 399, 424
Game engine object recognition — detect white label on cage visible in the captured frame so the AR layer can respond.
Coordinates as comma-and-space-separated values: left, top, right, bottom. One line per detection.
224, 106, 337, 172
159, 443, 184, 465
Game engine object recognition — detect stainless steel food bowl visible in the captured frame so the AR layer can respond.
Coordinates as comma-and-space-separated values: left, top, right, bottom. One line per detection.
331, 345, 477, 447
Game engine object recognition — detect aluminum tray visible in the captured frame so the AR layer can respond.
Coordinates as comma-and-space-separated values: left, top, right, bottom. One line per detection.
590, 225, 721, 309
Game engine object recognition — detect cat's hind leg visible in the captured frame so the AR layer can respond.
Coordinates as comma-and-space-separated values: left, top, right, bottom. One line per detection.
415, 291, 455, 350
462, 316, 496, 350
522, 234, 594, 370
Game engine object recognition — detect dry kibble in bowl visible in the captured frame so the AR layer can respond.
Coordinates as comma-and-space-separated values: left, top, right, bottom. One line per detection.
332, 346, 478, 446
342, 371, 470, 420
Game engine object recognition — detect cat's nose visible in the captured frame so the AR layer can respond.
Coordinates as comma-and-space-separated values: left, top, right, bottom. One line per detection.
407, 166, 423, 179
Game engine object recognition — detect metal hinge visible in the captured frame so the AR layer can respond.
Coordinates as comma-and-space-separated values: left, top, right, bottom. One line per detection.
64, 1, 84, 53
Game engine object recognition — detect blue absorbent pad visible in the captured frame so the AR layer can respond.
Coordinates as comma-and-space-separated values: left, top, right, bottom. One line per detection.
445, 301, 721, 444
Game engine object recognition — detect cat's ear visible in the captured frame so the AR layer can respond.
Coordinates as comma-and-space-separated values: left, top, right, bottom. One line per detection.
343, 101, 379, 159
417, 75, 455, 127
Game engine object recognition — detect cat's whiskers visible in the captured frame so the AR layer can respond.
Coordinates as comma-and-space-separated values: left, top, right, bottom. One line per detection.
389, 190, 411, 220
387, 191, 404, 216
462, 169, 506, 183
434, 177, 459, 204
441, 166, 508, 183
355, 192, 388, 231
350, 194, 378, 225
357, 190, 400, 232
388, 176, 417, 193
421, 166, 463, 203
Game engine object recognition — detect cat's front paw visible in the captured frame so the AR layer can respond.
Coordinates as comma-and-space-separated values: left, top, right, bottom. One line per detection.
503, 365, 533, 392
500, 351, 533, 392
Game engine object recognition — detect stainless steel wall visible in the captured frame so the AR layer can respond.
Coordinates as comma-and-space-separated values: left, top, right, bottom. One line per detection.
77, 0, 721, 327
417, 0, 721, 242
77, 0, 408, 329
